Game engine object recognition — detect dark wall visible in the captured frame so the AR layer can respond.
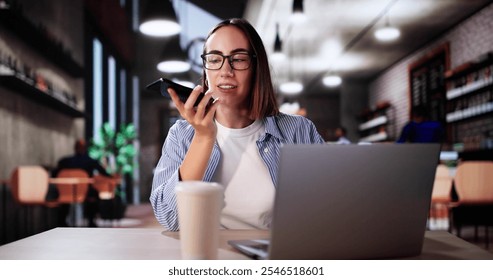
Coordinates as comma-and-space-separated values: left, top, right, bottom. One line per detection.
0, 0, 85, 179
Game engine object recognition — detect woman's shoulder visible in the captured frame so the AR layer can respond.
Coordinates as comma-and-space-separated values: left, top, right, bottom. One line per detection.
271, 112, 315, 126
266, 113, 319, 137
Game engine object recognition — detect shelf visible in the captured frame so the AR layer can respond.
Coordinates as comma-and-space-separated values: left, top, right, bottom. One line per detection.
358, 115, 388, 131
446, 102, 493, 123
358, 101, 391, 120
444, 52, 493, 147
446, 78, 493, 100
444, 52, 493, 80
0, 74, 85, 118
357, 101, 392, 143
0, 9, 83, 77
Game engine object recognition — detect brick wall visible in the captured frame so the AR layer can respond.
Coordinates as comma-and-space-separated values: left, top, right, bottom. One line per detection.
369, 3, 493, 137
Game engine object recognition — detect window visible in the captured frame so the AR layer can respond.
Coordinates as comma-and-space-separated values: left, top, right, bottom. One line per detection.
92, 38, 103, 141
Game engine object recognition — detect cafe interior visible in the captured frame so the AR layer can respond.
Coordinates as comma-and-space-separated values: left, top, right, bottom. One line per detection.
1, 0, 493, 258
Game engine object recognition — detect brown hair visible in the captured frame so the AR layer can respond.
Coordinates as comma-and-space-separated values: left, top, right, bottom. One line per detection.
202, 18, 279, 119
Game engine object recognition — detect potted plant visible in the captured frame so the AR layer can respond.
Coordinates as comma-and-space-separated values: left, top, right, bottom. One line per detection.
88, 122, 137, 220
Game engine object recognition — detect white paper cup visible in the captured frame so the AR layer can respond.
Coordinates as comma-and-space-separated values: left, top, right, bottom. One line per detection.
175, 181, 224, 260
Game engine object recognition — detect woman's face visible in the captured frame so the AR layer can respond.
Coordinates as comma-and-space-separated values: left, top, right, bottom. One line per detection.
204, 25, 254, 108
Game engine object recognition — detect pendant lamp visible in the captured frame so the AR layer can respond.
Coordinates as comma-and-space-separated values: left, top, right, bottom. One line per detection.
323, 74, 342, 87
291, 0, 306, 23
374, 15, 400, 42
271, 23, 286, 61
139, 0, 181, 37
157, 37, 191, 73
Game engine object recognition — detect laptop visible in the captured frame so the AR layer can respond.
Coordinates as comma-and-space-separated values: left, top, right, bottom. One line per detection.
228, 143, 441, 259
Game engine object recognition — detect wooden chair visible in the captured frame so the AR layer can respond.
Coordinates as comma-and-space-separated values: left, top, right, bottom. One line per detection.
55, 169, 90, 204
93, 175, 119, 200
8, 166, 58, 237
10, 166, 51, 205
93, 175, 122, 224
429, 164, 453, 230
450, 161, 493, 248
51, 169, 92, 227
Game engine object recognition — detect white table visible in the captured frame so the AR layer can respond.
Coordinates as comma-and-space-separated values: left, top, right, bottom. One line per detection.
0, 228, 491, 260
0, 228, 247, 260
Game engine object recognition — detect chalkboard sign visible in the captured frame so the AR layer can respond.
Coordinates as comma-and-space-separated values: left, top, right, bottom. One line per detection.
408, 43, 450, 122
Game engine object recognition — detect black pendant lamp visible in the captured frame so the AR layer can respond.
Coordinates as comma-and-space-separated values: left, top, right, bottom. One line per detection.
274, 23, 283, 53
157, 36, 191, 73
292, 0, 303, 13
139, 0, 181, 37
272, 23, 285, 61
291, 0, 306, 23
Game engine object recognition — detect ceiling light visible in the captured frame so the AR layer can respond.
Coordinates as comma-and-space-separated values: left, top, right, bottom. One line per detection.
271, 52, 286, 62
157, 37, 191, 73
374, 15, 400, 42
279, 102, 301, 115
323, 75, 342, 87
157, 61, 190, 73
0, 0, 10, 9
374, 26, 400, 41
271, 23, 286, 61
139, 0, 181, 37
280, 81, 303, 95
140, 20, 181, 37
291, 0, 306, 23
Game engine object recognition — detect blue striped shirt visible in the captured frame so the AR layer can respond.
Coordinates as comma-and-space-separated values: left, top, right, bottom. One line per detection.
150, 113, 325, 231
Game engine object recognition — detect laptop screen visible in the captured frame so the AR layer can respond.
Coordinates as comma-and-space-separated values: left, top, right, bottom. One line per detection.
265, 143, 440, 259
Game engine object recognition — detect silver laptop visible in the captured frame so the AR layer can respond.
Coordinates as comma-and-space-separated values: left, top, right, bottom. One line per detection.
229, 143, 441, 259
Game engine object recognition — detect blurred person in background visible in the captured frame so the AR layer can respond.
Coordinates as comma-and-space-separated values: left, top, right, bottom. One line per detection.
397, 105, 444, 143
335, 126, 351, 144
51, 139, 110, 227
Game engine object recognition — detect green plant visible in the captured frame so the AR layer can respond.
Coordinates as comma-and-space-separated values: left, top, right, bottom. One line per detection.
89, 122, 137, 176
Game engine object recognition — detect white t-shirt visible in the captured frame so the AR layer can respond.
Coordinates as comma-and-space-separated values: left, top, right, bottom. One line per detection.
212, 119, 275, 229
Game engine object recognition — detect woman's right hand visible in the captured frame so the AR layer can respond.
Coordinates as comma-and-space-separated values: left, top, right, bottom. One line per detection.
168, 85, 220, 139
168, 85, 220, 181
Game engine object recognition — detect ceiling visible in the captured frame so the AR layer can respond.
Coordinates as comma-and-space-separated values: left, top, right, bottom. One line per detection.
139, 0, 493, 97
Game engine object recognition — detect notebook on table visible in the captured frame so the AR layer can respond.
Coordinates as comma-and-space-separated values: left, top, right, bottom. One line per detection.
228, 143, 441, 259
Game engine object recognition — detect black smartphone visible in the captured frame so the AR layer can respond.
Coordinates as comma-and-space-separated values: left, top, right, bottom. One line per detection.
146, 78, 204, 106
227, 239, 269, 260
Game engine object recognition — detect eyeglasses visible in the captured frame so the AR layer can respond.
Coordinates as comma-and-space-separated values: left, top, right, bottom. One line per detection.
201, 52, 256, 70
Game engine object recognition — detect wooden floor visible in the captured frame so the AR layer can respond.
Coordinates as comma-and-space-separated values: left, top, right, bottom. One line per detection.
449, 226, 493, 253
428, 217, 493, 253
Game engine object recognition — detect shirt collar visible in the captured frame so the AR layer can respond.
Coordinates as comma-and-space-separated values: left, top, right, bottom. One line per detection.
262, 114, 285, 141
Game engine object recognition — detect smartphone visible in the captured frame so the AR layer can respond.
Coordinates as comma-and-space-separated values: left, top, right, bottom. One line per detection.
146, 78, 204, 106
227, 239, 269, 260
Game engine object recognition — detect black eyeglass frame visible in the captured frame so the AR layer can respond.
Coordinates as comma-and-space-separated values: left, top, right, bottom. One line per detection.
200, 52, 257, 71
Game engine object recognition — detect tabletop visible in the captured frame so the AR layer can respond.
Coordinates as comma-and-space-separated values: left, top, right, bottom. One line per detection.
0, 228, 491, 260
48, 177, 95, 184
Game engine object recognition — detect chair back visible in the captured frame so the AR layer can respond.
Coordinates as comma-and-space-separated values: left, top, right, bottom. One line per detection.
56, 169, 90, 203
454, 161, 493, 203
431, 164, 453, 203
10, 166, 49, 204
93, 175, 119, 200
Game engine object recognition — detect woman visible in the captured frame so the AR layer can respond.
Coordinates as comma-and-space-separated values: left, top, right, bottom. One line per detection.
151, 18, 325, 231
